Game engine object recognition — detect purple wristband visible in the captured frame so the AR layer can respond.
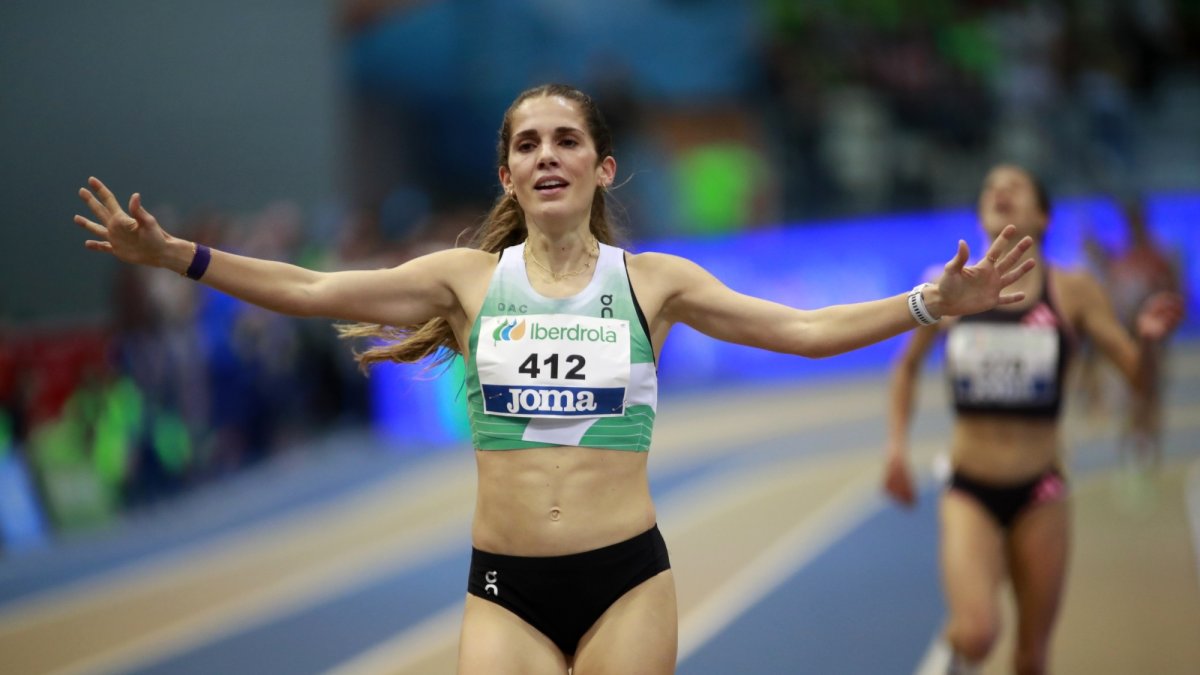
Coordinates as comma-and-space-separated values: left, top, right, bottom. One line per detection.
185, 243, 211, 280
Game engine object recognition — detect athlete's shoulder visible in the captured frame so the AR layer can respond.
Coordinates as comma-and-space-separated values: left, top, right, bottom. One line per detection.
1048, 264, 1106, 323
451, 246, 501, 262
624, 250, 705, 277
1051, 264, 1104, 297
405, 247, 499, 293
424, 246, 500, 271
407, 246, 497, 263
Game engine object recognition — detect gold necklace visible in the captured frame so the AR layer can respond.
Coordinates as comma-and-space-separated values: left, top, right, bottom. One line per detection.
524, 238, 600, 281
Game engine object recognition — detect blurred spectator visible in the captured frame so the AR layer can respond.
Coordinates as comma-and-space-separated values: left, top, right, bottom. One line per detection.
1071, 197, 1184, 468
335, 0, 1199, 230
2, 196, 386, 543
1107, 199, 1183, 467
1109, 199, 1183, 327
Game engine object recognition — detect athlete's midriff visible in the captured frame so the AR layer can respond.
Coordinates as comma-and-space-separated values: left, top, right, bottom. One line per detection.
471, 446, 656, 557
951, 413, 1062, 482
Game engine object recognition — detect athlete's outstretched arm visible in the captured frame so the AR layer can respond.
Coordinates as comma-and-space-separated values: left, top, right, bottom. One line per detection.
654, 225, 1035, 359
74, 177, 485, 326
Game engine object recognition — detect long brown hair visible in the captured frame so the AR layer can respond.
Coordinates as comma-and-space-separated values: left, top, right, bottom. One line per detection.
339, 83, 623, 371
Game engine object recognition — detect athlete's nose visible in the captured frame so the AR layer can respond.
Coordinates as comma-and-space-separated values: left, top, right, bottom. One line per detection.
536, 144, 560, 170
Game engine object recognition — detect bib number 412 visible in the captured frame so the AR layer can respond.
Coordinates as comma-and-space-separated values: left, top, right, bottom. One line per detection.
518, 353, 586, 380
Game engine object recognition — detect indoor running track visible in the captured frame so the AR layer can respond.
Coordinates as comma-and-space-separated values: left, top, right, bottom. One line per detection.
2, 343, 1199, 675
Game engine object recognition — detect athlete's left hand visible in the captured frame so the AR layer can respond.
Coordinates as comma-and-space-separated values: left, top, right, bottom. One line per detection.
1137, 291, 1185, 341
882, 452, 917, 508
930, 224, 1036, 318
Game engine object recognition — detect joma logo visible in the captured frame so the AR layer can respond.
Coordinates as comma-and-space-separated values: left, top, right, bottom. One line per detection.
505, 387, 598, 414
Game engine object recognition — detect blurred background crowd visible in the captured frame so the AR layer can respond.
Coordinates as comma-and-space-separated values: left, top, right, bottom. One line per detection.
2, 0, 1197, 551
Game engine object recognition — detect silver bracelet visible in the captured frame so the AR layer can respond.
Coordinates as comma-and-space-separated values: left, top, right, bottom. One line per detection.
907, 283, 939, 326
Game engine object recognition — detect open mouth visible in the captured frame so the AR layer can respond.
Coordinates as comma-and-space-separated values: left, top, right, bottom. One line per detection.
534, 177, 570, 193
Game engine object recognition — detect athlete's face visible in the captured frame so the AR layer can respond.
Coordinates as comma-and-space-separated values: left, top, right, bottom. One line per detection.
499, 96, 615, 225
978, 165, 1047, 241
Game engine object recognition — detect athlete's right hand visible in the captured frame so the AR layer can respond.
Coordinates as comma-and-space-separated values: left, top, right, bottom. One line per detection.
1136, 290, 1185, 341
75, 177, 174, 268
883, 451, 917, 507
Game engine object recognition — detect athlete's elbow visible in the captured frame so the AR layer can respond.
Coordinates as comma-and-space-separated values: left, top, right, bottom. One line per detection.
805, 345, 846, 359
785, 338, 839, 359
794, 334, 880, 359
780, 326, 839, 359
275, 280, 329, 318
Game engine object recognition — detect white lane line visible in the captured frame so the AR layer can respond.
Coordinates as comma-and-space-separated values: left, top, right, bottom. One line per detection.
50, 523, 469, 675
0, 453, 471, 628
1186, 458, 1200, 587
0, 455, 475, 675
676, 470, 884, 661
912, 624, 951, 675
321, 603, 463, 675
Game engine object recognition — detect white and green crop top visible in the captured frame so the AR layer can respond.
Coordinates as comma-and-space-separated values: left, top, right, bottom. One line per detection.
465, 242, 657, 452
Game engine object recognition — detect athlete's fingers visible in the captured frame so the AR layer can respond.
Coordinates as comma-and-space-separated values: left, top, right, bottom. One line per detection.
997, 258, 1037, 287
78, 187, 110, 222
995, 290, 1028, 306
883, 458, 917, 507
128, 192, 152, 226
944, 240, 970, 274
84, 240, 114, 254
981, 223, 1018, 266
74, 214, 108, 239
1141, 295, 1185, 337
89, 177, 124, 216
886, 479, 906, 503
126, 192, 151, 230
1145, 291, 1184, 315
890, 480, 916, 507
995, 234, 1034, 271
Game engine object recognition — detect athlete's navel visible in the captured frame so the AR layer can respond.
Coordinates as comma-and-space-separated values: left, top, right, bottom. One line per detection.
549, 507, 562, 521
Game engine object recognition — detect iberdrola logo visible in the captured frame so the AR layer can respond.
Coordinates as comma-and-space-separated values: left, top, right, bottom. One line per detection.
493, 319, 527, 341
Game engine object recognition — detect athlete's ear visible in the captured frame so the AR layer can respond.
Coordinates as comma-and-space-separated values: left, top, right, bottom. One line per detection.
499, 165, 513, 195
597, 156, 616, 188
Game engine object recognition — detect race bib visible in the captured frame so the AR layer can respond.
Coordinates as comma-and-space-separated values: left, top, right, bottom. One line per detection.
948, 324, 1059, 406
476, 314, 630, 418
